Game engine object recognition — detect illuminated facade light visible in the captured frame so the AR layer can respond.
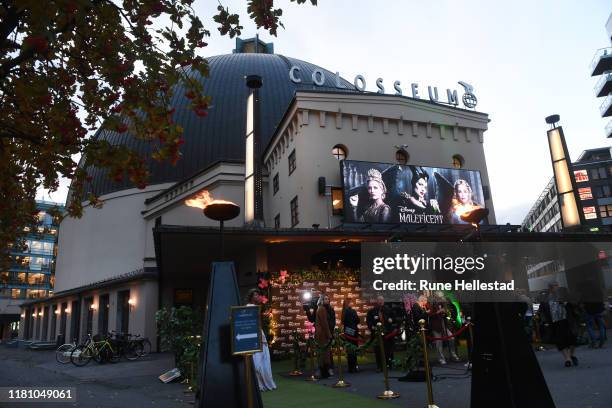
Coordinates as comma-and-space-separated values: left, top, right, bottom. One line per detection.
546, 123, 582, 230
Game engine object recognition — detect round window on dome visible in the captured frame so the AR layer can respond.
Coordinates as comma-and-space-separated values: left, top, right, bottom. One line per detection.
332, 145, 348, 160
396, 149, 409, 165
452, 154, 464, 169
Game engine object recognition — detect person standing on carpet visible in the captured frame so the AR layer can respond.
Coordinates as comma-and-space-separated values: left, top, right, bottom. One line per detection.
246, 289, 277, 391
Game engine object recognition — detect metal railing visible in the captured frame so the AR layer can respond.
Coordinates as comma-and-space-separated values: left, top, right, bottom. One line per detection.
600, 94, 612, 116
594, 71, 612, 95
605, 120, 612, 138
591, 47, 612, 73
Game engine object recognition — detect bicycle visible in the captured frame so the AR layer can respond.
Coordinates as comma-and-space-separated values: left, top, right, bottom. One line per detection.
70, 334, 119, 366
110, 331, 143, 361
55, 342, 77, 364
126, 333, 152, 357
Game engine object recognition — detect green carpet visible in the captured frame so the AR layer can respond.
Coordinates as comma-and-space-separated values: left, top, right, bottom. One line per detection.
261, 374, 392, 408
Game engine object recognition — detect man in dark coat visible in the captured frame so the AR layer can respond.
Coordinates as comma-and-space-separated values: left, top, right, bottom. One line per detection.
367, 295, 397, 371
342, 299, 360, 372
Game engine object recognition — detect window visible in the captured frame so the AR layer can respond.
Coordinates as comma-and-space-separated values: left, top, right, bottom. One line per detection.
452, 154, 464, 169
98, 294, 109, 335
600, 205, 612, 218
273, 174, 279, 195
332, 145, 347, 160
331, 188, 344, 216
582, 206, 597, 220
274, 214, 280, 229
288, 150, 296, 175
290, 196, 299, 227
603, 185, 611, 197
590, 168, 600, 180
578, 187, 593, 200
599, 167, 608, 179
574, 170, 589, 182
117, 290, 130, 334
395, 149, 409, 165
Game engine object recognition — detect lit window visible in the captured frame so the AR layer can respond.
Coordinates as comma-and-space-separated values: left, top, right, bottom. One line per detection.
290, 196, 299, 227
452, 155, 464, 169
578, 187, 593, 200
332, 145, 347, 160
288, 150, 296, 175
273, 174, 279, 195
583, 206, 597, 220
574, 170, 588, 182
396, 149, 409, 165
331, 188, 344, 216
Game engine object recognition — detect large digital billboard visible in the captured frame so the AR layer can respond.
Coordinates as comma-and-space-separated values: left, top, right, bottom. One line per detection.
341, 160, 487, 225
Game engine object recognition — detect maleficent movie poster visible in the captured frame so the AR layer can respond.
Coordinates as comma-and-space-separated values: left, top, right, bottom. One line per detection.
341, 160, 487, 225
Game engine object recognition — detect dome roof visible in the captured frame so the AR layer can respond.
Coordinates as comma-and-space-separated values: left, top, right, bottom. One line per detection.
83, 52, 356, 198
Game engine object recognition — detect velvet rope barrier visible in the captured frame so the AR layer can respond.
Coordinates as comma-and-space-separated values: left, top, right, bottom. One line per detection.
425, 323, 470, 341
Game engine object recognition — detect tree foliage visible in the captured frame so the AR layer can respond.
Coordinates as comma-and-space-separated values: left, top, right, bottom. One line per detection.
0, 0, 317, 266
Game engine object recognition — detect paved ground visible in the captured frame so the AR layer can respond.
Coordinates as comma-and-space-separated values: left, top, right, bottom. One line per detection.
0, 346, 193, 408
1, 334, 611, 408
286, 335, 612, 408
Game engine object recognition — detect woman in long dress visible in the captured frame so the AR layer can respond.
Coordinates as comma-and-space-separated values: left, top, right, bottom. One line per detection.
246, 289, 277, 391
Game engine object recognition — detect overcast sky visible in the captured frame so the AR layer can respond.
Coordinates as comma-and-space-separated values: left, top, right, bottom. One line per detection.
40, 0, 612, 225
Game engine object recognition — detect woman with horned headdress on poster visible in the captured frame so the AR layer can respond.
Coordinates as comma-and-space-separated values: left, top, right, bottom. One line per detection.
397, 166, 441, 220
449, 179, 483, 224
349, 168, 391, 223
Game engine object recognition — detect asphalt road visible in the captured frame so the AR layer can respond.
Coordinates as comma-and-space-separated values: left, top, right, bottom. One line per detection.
1, 335, 611, 408
0, 346, 193, 408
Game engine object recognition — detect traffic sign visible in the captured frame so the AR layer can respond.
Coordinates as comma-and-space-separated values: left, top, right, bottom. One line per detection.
230, 305, 262, 355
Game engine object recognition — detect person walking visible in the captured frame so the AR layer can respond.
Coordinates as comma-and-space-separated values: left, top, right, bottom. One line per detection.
245, 289, 277, 391
583, 301, 607, 348
539, 282, 578, 367
342, 299, 360, 373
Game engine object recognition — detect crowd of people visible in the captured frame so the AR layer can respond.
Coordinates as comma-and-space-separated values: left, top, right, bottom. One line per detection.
245, 283, 610, 391
523, 282, 609, 368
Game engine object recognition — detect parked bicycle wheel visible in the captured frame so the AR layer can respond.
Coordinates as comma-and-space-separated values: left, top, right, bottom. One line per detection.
70, 345, 94, 367
139, 338, 152, 357
125, 341, 143, 361
55, 344, 75, 364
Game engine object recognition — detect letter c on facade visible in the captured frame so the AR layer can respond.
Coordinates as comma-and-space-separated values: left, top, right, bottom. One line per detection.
289, 66, 302, 83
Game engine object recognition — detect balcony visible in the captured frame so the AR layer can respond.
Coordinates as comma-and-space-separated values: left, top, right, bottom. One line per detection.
595, 72, 612, 97
606, 120, 612, 138
601, 94, 612, 117
591, 48, 612, 76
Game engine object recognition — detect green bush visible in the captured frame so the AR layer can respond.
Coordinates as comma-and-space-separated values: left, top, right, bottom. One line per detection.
156, 306, 204, 387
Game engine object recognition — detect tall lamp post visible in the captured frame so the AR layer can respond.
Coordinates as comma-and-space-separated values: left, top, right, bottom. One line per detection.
545, 114, 583, 230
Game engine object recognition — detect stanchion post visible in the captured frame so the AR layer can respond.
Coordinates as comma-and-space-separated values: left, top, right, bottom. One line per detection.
333, 330, 350, 388
419, 319, 439, 408
244, 355, 254, 408
289, 333, 303, 376
467, 317, 474, 368
305, 338, 318, 382
376, 323, 400, 399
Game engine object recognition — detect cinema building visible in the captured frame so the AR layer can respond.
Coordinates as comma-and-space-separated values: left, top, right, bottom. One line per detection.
17, 37, 510, 347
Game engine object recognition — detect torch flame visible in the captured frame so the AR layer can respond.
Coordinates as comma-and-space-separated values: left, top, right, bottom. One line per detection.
185, 190, 236, 209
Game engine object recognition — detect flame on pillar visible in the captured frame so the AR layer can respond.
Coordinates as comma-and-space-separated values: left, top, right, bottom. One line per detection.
184, 190, 236, 209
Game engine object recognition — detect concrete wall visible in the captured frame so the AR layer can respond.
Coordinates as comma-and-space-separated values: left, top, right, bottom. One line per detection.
18, 280, 158, 344
264, 92, 496, 228
54, 185, 171, 292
